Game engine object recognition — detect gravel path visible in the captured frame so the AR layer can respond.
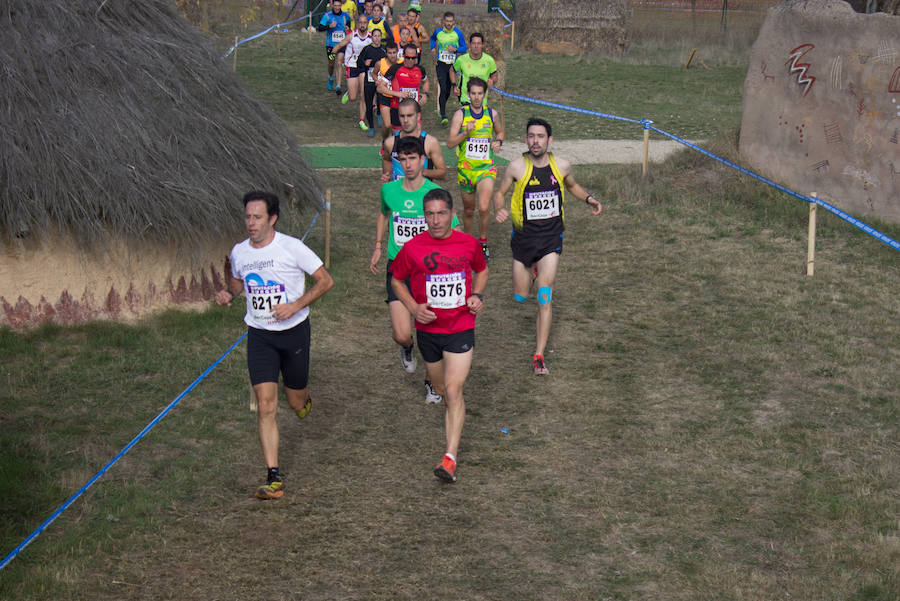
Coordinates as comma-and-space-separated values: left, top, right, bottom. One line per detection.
495, 139, 700, 165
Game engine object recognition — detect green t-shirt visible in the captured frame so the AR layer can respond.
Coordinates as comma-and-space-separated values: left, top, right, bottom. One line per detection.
453, 52, 497, 104
381, 178, 459, 259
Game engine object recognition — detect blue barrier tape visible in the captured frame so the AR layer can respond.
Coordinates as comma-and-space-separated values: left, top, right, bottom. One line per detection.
492, 87, 899, 253
0, 332, 249, 573
222, 13, 310, 58
301, 210, 320, 241
493, 88, 642, 125
649, 127, 900, 252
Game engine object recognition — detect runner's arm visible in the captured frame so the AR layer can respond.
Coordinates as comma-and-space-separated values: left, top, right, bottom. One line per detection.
370, 210, 389, 274
446, 109, 467, 149
493, 157, 523, 223
561, 158, 602, 215
490, 107, 504, 153
271, 265, 334, 321
381, 137, 394, 182
215, 274, 244, 305
466, 266, 489, 315
391, 275, 436, 324
423, 135, 447, 181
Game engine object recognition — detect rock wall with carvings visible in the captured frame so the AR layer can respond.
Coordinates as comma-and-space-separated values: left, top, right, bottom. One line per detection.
739, 0, 899, 223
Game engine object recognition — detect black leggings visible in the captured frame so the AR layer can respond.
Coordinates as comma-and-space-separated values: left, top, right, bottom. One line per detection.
435, 61, 453, 119
364, 81, 377, 128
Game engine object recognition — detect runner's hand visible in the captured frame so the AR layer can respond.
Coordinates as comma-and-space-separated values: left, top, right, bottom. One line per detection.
272, 301, 299, 321
414, 303, 436, 324
495, 208, 509, 223
370, 247, 381, 274
466, 295, 483, 315
215, 289, 235, 306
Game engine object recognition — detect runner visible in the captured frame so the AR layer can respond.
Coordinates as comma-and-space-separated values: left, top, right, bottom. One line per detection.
451, 32, 498, 107
381, 97, 447, 182
358, 28, 388, 137
377, 44, 430, 132
374, 40, 400, 137
216, 191, 334, 500
333, 15, 372, 131
389, 188, 488, 483
367, 3, 393, 44
405, 7, 429, 56
447, 77, 504, 261
429, 12, 466, 126
316, 0, 353, 93
370, 136, 457, 403
493, 117, 602, 375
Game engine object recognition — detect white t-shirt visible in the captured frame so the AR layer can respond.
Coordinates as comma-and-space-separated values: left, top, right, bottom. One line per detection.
229, 231, 324, 331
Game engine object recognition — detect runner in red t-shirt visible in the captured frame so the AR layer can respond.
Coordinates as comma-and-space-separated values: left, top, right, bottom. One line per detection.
377, 44, 430, 131
390, 188, 488, 483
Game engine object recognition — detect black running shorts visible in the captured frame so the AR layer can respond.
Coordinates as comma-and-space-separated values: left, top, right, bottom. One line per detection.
416, 329, 475, 363
246, 319, 311, 390
510, 230, 563, 268
385, 259, 412, 303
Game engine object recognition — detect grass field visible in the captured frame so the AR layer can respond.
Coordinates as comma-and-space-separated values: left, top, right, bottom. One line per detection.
2, 3, 899, 600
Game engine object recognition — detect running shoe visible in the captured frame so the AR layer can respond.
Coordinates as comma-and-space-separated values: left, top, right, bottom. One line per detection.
255, 479, 284, 500
441, 117, 449, 127
434, 454, 457, 482
327, 76, 334, 91
295, 394, 312, 419
533, 354, 549, 376
400, 344, 416, 373
358, 119, 369, 131
424, 380, 443, 404
481, 241, 491, 264
334, 86, 342, 96
341, 92, 350, 104
367, 128, 376, 138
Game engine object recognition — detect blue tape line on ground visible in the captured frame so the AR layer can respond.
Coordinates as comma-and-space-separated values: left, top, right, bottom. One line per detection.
650, 127, 900, 252
492, 88, 642, 125
0, 332, 249, 573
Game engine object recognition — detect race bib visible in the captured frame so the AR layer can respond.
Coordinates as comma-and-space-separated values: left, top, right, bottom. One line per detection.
331, 30, 345, 42
367, 67, 376, 82
426, 272, 466, 309
247, 282, 287, 322
393, 214, 427, 245
402, 87, 418, 101
525, 190, 561, 220
439, 50, 456, 64
465, 137, 490, 161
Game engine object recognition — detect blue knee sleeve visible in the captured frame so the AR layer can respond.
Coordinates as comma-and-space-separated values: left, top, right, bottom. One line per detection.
537, 286, 552, 306
514, 293, 527, 303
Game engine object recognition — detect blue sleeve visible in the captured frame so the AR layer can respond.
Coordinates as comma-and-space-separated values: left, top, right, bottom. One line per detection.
429, 29, 438, 50
455, 28, 467, 54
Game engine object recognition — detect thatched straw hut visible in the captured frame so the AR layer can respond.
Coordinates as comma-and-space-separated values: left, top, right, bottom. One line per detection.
0, 0, 322, 328
515, 0, 627, 55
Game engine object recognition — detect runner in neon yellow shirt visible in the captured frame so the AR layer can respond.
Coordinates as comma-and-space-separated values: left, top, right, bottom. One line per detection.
451, 32, 497, 106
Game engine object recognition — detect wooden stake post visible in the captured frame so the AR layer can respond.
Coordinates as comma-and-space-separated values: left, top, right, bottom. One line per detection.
325, 189, 332, 268
641, 120, 652, 178
807, 193, 817, 277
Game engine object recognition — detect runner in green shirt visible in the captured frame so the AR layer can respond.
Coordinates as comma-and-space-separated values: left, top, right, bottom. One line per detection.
370, 136, 459, 403
451, 32, 497, 106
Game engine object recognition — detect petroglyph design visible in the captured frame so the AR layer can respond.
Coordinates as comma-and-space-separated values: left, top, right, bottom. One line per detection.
787, 44, 816, 97
857, 99, 866, 118
811, 159, 830, 172
894, 98, 900, 118
891, 128, 899, 144
890, 68, 900, 93
843, 165, 880, 188
874, 41, 897, 64
761, 61, 775, 82
824, 121, 843, 144
830, 56, 842, 89
853, 130, 874, 153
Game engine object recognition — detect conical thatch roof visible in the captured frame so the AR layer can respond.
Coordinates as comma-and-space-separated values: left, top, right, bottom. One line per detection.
0, 0, 321, 250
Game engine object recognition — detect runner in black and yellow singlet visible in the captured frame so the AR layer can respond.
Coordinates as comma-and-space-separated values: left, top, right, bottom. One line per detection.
493, 118, 602, 376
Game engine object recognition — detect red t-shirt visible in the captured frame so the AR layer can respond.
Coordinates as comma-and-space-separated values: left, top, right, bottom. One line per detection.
390, 229, 486, 334
384, 63, 427, 109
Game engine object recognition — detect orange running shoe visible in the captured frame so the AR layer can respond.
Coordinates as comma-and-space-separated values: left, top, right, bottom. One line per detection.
434, 454, 457, 483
